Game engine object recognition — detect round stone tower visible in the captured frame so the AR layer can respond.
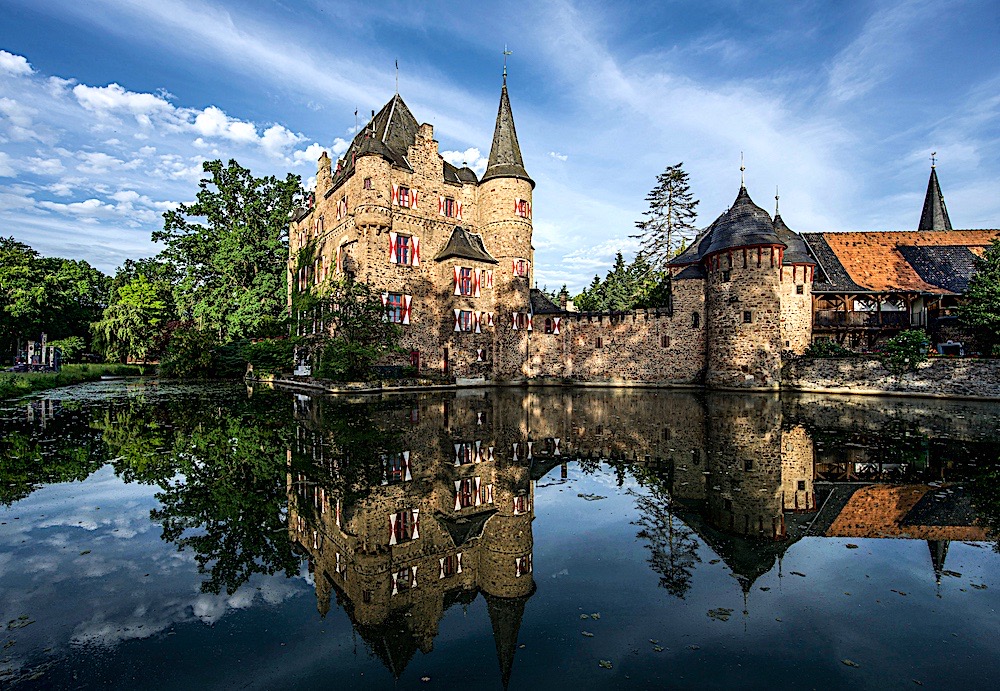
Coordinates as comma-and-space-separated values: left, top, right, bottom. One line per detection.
479, 76, 535, 379
703, 186, 786, 389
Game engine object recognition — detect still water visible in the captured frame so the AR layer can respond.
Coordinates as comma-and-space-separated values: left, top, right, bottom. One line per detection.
1, 381, 998, 689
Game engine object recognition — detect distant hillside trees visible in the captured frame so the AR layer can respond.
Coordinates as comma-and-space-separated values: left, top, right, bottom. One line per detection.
573, 252, 671, 311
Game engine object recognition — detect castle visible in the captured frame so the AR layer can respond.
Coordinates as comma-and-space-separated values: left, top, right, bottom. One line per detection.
289, 76, 997, 390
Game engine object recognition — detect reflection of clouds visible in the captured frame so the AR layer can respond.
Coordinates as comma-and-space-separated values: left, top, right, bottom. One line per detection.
1, 461, 310, 657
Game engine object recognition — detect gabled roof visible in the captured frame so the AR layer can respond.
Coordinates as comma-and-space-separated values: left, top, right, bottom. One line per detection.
331, 94, 420, 187
433, 226, 499, 264
482, 82, 533, 188
529, 288, 562, 315
803, 230, 998, 294
919, 167, 953, 231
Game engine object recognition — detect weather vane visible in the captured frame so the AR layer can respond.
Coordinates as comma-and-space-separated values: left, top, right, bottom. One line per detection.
931, 151, 937, 168
775, 186, 780, 215
740, 151, 746, 187
503, 45, 512, 83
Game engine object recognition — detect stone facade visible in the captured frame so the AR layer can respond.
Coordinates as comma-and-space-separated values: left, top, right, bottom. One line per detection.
288, 82, 822, 390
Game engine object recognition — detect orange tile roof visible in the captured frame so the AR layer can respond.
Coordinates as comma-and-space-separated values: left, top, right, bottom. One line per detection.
824, 485, 988, 541
819, 230, 998, 293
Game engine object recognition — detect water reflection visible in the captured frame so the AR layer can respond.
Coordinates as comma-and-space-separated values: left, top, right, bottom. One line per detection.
1, 384, 999, 687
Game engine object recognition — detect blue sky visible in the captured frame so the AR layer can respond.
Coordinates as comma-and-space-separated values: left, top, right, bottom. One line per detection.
1, 0, 998, 292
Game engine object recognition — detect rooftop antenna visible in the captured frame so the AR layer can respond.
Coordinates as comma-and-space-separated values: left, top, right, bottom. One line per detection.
931, 151, 937, 168
740, 151, 746, 187
775, 186, 780, 216
503, 45, 512, 85
395, 59, 399, 96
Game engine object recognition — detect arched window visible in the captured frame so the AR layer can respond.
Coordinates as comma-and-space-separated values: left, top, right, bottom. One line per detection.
544, 318, 553, 334
692, 312, 700, 329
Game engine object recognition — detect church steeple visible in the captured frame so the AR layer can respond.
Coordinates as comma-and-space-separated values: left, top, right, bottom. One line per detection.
918, 163, 953, 231
482, 79, 534, 188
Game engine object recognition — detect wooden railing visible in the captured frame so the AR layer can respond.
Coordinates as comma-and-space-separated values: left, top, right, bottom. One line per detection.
814, 310, 915, 328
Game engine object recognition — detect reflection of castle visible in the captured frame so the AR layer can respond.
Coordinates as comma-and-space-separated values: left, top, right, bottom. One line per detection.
287, 392, 542, 685
287, 389, 993, 677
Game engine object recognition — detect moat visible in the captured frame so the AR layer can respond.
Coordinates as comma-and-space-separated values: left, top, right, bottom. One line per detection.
1, 381, 998, 689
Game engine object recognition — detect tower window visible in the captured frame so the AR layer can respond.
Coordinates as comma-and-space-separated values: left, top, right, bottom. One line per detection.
458, 267, 474, 296
596, 337, 604, 349
797, 480, 806, 491
661, 334, 670, 348
692, 312, 700, 329
743, 310, 753, 324
512, 258, 530, 278
515, 198, 531, 218
363, 177, 372, 190
796, 284, 804, 295
744, 459, 753, 472
443, 197, 458, 218
544, 318, 553, 334
721, 270, 731, 282
386, 292, 404, 323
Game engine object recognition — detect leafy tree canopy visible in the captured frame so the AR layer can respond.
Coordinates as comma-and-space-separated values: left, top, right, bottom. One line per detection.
958, 237, 1000, 354
154, 159, 302, 342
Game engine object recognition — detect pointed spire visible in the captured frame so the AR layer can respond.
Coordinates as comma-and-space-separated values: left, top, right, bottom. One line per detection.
482, 73, 534, 188
918, 163, 953, 231
485, 592, 529, 690
740, 151, 746, 188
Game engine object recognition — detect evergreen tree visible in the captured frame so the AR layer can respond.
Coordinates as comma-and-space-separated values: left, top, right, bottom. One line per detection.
632, 162, 699, 269
603, 252, 631, 310
958, 237, 1000, 354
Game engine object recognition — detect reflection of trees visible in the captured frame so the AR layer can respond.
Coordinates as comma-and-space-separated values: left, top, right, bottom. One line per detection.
630, 485, 701, 598
0, 404, 108, 505
95, 388, 301, 595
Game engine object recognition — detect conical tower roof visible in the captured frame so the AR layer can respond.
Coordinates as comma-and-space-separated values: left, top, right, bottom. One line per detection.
484, 589, 533, 690
703, 186, 784, 257
482, 81, 534, 188
918, 166, 953, 231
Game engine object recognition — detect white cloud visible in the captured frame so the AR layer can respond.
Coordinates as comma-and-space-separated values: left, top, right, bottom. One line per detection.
260, 124, 302, 155
0, 151, 15, 177
441, 147, 488, 175
0, 50, 34, 77
73, 83, 176, 125
292, 142, 325, 166
549, 151, 568, 162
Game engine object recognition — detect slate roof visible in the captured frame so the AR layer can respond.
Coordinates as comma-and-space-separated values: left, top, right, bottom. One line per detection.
668, 186, 801, 267
897, 245, 980, 294
433, 226, 499, 264
802, 230, 997, 294
482, 82, 533, 188
918, 167, 953, 231
529, 288, 562, 314
331, 95, 420, 189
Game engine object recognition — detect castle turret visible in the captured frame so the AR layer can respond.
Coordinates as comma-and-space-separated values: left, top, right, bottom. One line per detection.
918, 164, 953, 231
703, 186, 786, 389
480, 76, 535, 379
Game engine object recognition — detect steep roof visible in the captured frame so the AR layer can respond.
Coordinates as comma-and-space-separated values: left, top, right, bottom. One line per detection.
482, 82, 533, 188
331, 94, 420, 188
529, 288, 562, 315
434, 226, 499, 264
774, 215, 814, 265
668, 186, 789, 266
802, 230, 997, 294
918, 167, 953, 231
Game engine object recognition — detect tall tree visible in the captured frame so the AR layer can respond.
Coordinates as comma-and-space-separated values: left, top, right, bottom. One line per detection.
958, 237, 1000, 355
154, 159, 302, 342
631, 163, 699, 269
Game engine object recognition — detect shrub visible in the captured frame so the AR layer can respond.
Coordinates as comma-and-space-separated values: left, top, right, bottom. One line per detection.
158, 325, 217, 378
804, 340, 853, 358
880, 329, 930, 374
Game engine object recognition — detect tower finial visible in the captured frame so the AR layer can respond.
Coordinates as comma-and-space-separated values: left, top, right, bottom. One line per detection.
395, 59, 399, 95
503, 45, 512, 85
775, 186, 780, 216
740, 151, 746, 187
931, 151, 937, 168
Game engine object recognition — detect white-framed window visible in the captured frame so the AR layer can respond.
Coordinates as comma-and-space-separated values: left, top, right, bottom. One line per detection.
388, 232, 420, 266
512, 258, 530, 278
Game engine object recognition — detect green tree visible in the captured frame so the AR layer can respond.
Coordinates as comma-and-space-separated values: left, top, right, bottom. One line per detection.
311, 278, 403, 381
631, 162, 699, 269
958, 237, 1000, 354
92, 273, 175, 362
154, 159, 302, 342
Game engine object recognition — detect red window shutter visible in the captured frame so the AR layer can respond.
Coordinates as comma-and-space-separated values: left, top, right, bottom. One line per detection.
439, 558, 446, 579
403, 451, 412, 481
411, 189, 418, 208
511, 259, 517, 274
391, 184, 399, 206
403, 295, 412, 325
438, 196, 444, 216
454, 481, 462, 510
454, 308, 461, 332
456, 200, 462, 221
527, 314, 533, 332
412, 236, 421, 266
474, 477, 482, 506
411, 509, 420, 539
388, 231, 398, 263
389, 513, 398, 545
488, 312, 495, 328
526, 201, 531, 219
511, 313, 518, 330
476, 348, 483, 362
453, 266, 461, 296
474, 311, 482, 334
474, 268, 481, 297
553, 317, 561, 335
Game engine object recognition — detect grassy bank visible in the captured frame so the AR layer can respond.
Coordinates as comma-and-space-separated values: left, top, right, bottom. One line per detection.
0, 364, 149, 400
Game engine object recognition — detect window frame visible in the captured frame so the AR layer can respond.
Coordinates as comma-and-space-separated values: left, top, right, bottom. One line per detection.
386, 292, 405, 324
